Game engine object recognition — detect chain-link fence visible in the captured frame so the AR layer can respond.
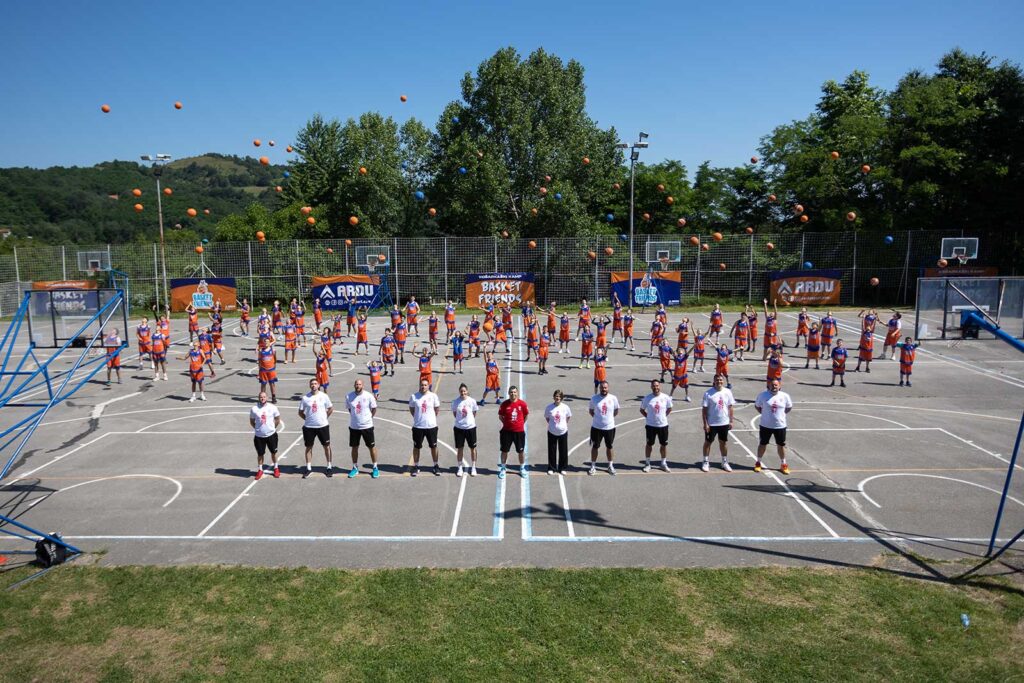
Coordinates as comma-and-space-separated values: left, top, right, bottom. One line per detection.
0, 229, 973, 313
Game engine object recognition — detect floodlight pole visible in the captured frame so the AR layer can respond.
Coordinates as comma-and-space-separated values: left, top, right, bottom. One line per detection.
626, 133, 649, 307
144, 155, 172, 314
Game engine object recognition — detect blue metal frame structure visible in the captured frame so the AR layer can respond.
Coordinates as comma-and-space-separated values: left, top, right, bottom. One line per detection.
0, 289, 128, 565
361, 262, 394, 311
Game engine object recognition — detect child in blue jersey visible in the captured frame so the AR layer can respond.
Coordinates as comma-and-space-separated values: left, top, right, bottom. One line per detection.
829, 340, 848, 388
450, 330, 466, 374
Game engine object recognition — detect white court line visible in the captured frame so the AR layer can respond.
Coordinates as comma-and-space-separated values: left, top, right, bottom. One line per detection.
793, 401, 1020, 423
727, 431, 840, 538
91, 392, 141, 419
28, 474, 183, 509
449, 472, 469, 537
1, 432, 113, 486
733, 427, 938, 433
936, 428, 1017, 468
137, 412, 246, 433
198, 434, 304, 537
558, 473, 575, 537
858, 473, 1024, 510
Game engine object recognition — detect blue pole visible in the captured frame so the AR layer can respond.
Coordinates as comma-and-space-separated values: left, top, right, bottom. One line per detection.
988, 409, 1024, 556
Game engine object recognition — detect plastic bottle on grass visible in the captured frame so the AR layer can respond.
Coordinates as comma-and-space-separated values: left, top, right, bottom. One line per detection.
960, 613, 970, 630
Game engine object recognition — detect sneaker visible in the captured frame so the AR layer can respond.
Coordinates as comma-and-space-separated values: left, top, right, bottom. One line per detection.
520, 465, 528, 478
371, 466, 380, 479
410, 466, 419, 478
200, 394, 207, 401
899, 382, 904, 387
470, 466, 478, 477
780, 463, 791, 475
753, 461, 763, 473
660, 461, 670, 473
325, 466, 333, 478
302, 468, 311, 479
348, 466, 358, 479
642, 463, 651, 473
497, 465, 506, 480
701, 460, 710, 473
722, 461, 733, 472
588, 465, 596, 476
684, 396, 691, 402
189, 396, 196, 403
456, 465, 464, 478
273, 467, 280, 479
255, 469, 264, 480
433, 464, 441, 477
608, 464, 616, 476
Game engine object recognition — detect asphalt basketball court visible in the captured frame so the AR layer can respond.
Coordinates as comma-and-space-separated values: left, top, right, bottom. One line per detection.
1, 307, 1022, 569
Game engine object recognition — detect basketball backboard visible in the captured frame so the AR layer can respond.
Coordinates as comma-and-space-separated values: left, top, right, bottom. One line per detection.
940, 237, 979, 264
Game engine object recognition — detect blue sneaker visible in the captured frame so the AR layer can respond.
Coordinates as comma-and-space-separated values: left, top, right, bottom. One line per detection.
371, 466, 380, 479
348, 466, 358, 479
498, 465, 506, 480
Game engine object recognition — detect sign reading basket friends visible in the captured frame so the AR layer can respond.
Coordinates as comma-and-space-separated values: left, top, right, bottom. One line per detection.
169, 278, 238, 312
31, 281, 100, 315
465, 273, 536, 309
768, 269, 842, 305
310, 274, 381, 309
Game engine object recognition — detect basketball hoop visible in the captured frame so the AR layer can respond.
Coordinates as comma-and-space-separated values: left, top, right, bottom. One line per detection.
658, 257, 669, 272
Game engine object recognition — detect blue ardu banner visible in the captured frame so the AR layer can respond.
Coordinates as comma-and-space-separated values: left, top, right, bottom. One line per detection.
310, 275, 381, 309
609, 271, 682, 307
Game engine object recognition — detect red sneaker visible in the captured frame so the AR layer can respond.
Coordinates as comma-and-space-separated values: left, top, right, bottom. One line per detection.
780, 463, 791, 475
255, 469, 264, 480
273, 467, 280, 479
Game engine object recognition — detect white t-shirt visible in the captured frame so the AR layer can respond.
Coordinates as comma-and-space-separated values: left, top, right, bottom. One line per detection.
755, 390, 793, 429
544, 402, 572, 436
641, 393, 673, 428
345, 390, 377, 430
452, 396, 479, 430
589, 393, 620, 430
409, 391, 441, 429
702, 388, 735, 427
300, 391, 333, 428
250, 403, 280, 438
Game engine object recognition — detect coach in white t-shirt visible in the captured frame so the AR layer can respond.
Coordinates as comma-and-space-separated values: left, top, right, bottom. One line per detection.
640, 379, 673, 473
249, 391, 282, 480
588, 380, 621, 475
451, 383, 480, 478
299, 379, 334, 478
543, 389, 572, 474
408, 378, 441, 477
701, 374, 736, 472
345, 379, 379, 479
754, 379, 794, 475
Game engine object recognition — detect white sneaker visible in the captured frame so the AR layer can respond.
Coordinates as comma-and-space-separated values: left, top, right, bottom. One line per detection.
456, 465, 464, 478
642, 462, 651, 473
660, 461, 670, 473
684, 396, 691, 402
588, 465, 596, 476
200, 394, 207, 401
607, 464, 616, 476
701, 461, 710, 472
722, 461, 733, 472
162, 374, 169, 381
470, 466, 477, 477
189, 396, 196, 403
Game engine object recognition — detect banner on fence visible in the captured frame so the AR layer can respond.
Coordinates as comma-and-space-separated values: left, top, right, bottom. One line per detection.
923, 266, 998, 278
609, 271, 682, 307
169, 278, 237, 312
768, 270, 841, 305
310, 274, 381, 309
32, 280, 98, 291
30, 289, 100, 316
465, 273, 536, 308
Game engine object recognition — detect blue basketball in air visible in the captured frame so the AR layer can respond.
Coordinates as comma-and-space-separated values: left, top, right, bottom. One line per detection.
401, 161, 409, 170
202, 238, 209, 244
452, 116, 460, 124
606, 214, 615, 222
283, 171, 290, 178
884, 235, 894, 245
555, 193, 562, 200
458, 167, 467, 175
414, 190, 425, 200
803, 261, 813, 269
619, 233, 628, 241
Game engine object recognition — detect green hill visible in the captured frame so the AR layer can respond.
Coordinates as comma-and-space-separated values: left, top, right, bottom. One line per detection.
0, 154, 289, 246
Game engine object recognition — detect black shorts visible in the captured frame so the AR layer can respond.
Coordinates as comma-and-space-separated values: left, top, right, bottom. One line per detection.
453, 426, 478, 449
412, 426, 438, 449
499, 429, 526, 453
253, 432, 279, 457
590, 427, 616, 448
349, 427, 375, 448
759, 425, 787, 446
705, 424, 730, 443
645, 425, 669, 446
302, 425, 330, 448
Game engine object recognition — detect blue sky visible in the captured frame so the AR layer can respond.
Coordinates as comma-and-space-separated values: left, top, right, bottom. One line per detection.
1, 0, 1021, 172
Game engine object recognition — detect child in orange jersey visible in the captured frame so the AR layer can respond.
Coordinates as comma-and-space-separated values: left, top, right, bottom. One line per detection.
897, 336, 919, 387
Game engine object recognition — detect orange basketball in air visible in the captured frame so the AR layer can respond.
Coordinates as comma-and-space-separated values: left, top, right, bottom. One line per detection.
253, 139, 261, 147
286, 146, 294, 153
751, 156, 758, 164
195, 246, 203, 254
501, 230, 509, 238
483, 320, 494, 333
719, 263, 727, 271
349, 216, 359, 226
256, 231, 265, 240
766, 242, 775, 251
800, 214, 809, 223
701, 243, 710, 252
657, 184, 665, 192
642, 213, 651, 222
745, 226, 754, 234
428, 207, 437, 217
830, 151, 840, 160
345, 239, 353, 246
530, 208, 538, 216
132, 188, 142, 197
937, 258, 948, 268
305, 216, 315, 225
666, 196, 674, 205
101, 104, 111, 113
174, 101, 183, 110
870, 277, 880, 286
134, 203, 144, 212
689, 236, 700, 246
163, 187, 173, 196
712, 232, 723, 242
605, 247, 614, 256
587, 250, 597, 260
678, 218, 687, 228
545, 175, 552, 182
794, 204, 804, 214
613, 183, 621, 190
582, 157, 590, 165
539, 187, 548, 196
301, 206, 312, 215
268, 141, 275, 147
400, 94, 408, 102
259, 156, 269, 166
327, 247, 333, 254
359, 167, 367, 175
768, 194, 777, 202
203, 209, 210, 215
861, 164, 871, 174
846, 212, 857, 222
378, 254, 387, 262
275, 186, 282, 192
187, 208, 197, 217
528, 240, 537, 249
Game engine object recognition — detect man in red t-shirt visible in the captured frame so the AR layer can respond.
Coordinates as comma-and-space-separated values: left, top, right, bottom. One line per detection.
497, 386, 529, 479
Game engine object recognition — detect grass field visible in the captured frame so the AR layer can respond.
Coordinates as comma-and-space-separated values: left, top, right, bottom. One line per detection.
0, 563, 1021, 681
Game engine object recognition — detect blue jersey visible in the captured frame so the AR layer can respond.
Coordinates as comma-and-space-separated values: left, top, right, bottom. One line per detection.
452, 336, 464, 356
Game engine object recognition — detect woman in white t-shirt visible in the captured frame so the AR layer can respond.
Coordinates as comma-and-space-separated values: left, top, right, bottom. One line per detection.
543, 389, 572, 474
249, 391, 282, 480
451, 383, 480, 478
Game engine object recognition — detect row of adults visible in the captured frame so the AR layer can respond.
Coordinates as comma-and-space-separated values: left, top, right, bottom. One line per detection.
247, 376, 794, 480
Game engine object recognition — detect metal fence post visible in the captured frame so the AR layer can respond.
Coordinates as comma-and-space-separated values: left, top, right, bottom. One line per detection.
594, 238, 600, 303
851, 231, 858, 305
247, 240, 255, 303
695, 236, 701, 303
902, 231, 913, 305
941, 277, 949, 340
61, 246, 67, 281
295, 240, 302, 299
443, 237, 449, 302
393, 237, 400, 304
493, 237, 498, 273
544, 238, 549, 303
153, 243, 160, 309
799, 233, 806, 271
747, 234, 754, 304
13, 246, 20, 286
